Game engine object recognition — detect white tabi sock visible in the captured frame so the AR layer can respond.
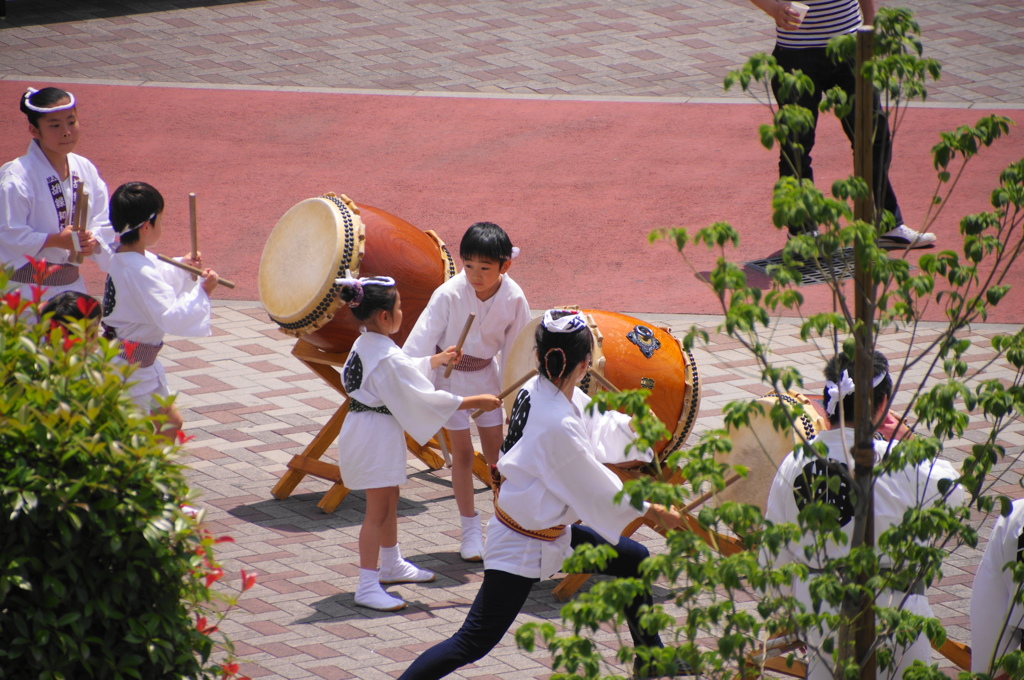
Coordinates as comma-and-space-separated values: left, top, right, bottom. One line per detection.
459, 513, 484, 562
379, 544, 436, 584
354, 568, 406, 611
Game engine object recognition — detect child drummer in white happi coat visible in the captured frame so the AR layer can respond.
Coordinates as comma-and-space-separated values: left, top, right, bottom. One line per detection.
397, 310, 687, 680
1, 87, 115, 301
403, 222, 531, 562
102, 182, 219, 441
334, 275, 502, 612
764, 351, 962, 680
970, 499, 1024, 676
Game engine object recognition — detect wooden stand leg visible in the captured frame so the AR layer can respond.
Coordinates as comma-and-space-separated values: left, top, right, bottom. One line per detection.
472, 451, 494, 488
272, 403, 349, 500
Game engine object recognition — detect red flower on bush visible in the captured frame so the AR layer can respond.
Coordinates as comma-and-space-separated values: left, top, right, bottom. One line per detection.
240, 570, 257, 592
76, 296, 99, 318
121, 339, 139, 363
2, 291, 21, 311
205, 568, 224, 587
176, 430, 196, 445
195, 615, 218, 636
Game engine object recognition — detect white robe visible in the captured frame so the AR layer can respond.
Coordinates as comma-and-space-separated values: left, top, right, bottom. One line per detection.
484, 375, 647, 579
103, 251, 211, 407
336, 331, 463, 490
971, 499, 1024, 674
402, 271, 531, 429
764, 428, 963, 680
0, 141, 115, 300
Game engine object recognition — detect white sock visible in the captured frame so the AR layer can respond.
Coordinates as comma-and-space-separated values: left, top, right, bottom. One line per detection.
354, 568, 405, 611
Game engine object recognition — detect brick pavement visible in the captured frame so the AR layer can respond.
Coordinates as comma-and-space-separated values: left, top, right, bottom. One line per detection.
1, 0, 1022, 105
170, 302, 1023, 679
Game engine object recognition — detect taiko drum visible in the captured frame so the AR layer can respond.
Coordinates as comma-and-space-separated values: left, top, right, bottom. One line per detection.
258, 193, 456, 353
503, 309, 701, 460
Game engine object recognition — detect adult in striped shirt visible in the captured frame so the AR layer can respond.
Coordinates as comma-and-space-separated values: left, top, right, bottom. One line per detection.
748, 0, 936, 248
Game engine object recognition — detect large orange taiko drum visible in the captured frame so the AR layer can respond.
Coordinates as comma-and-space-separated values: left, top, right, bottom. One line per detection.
258, 193, 456, 352
503, 309, 701, 460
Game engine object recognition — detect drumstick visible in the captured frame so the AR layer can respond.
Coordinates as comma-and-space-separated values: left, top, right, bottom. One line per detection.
681, 473, 743, 514
188, 192, 199, 280
444, 313, 476, 378
155, 253, 236, 289
71, 185, 87, 264
472, 369, 537, 419
588, 369, 620, 393
436, 430, 452, 468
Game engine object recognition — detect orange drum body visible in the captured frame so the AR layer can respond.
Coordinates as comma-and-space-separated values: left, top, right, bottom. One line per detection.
258, 194, 456, 352
712, 391, 830, 513
504, 309, 701, 459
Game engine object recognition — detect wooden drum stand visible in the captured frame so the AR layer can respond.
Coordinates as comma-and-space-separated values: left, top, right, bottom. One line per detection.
270, 338, 493, 512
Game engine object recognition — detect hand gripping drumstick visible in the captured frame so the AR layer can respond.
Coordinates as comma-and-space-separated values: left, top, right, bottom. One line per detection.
472, 369, 537, 419
71, 184, 87, 265
188, 193, 199, 280
444, 313, 476, 379
155, 253, 236, 289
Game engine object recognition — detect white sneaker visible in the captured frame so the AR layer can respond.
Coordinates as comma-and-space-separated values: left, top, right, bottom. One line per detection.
878, 224, 936, 249
460, 514, 484, 563
354, 569, 407, 612
379, 559, 436, 585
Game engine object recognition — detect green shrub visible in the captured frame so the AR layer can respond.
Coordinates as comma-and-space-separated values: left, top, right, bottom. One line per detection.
0, 267, 248, 680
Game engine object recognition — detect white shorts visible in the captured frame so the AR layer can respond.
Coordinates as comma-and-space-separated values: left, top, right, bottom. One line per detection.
444, 403, 505, 431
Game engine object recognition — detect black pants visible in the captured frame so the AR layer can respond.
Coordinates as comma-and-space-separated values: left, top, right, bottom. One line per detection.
772, 45, 904, 233
397, 524, 662, 680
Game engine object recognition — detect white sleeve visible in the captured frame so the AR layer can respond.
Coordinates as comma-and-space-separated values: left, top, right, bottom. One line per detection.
0, 174, 48, 266
543, 424, 646, 543
86, 173, 115, 272
371, 353, 462, 445
971, 504, 1024, 673
134, 262, 211, 337
581, 400, 654, 465
763, 453, 801, 567
403, 289, 449, 358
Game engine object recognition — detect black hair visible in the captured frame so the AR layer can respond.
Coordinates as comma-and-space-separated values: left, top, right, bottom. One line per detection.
823, 350, 893, 426
460, 222, 514, 263
109, 182, 165, 246
40, 291, 102, 324
20, 87, 73, 127
534, 311, 593, 386
338, 278, 398, 322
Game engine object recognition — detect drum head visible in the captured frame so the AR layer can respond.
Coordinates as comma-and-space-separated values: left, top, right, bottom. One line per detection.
713, 392, 829, 512
258, 197, 362, 330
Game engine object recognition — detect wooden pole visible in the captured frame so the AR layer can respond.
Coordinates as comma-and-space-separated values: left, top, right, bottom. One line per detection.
444, 313, 475, 378
155, 253, 236, 289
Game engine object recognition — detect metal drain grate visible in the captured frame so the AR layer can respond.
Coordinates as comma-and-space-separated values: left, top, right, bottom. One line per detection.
746, 247, 858, 285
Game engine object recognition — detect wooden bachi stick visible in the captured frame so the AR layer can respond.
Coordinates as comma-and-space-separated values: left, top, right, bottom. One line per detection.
681, 473, 743, 514
444, 313, 476, 378
188, 193, 199, 280
472, 369, 537, 419
156, 253, 236, 289
588, 369, 619, 393
71, 184, 87, 264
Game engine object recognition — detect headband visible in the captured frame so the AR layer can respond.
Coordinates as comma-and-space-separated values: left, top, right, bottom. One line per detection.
334, 274, 396, 308
541, 309, 586, 334
824, 369, 890, 416
24, 87, 76, 113
120, 213, 156, 235
511, 246, 520, 259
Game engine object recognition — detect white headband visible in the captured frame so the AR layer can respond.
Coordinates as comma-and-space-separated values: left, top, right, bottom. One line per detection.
120, 213, 156, 235
511, 246, 520, 259
541, 309, 586, 334
24, 87, 76, 113
824, 369, 889, 416
334, 274, 396, 308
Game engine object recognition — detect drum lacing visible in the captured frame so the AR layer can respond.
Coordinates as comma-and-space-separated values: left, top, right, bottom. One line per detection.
763, 392, 816, 440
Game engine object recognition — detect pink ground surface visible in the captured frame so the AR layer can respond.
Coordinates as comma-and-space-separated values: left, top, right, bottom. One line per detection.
2, 81, 1020, 323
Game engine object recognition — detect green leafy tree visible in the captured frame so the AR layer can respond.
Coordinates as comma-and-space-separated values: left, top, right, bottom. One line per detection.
516, 8, 1024, 680
0, 267, 254, 680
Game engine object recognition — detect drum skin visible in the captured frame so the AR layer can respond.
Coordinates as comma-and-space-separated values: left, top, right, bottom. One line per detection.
259, 196, 455, 354
712, 392, 830, 513
302, 203, 453, 352
503, 309, 701, 459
